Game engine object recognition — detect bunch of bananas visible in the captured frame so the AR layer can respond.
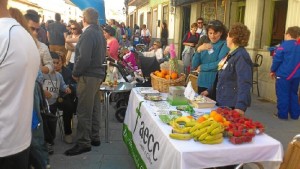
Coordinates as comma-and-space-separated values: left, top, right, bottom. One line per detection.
169, 119, 194, 140
190, 120, 224, 144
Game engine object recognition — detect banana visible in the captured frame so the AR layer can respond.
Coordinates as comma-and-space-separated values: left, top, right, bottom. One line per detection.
175, 116, 191, 125
210, 126, 224, 135
200, 137, 223, 144
204, 133, 223, 141
185, 121, 198, 127
190, 120, 214, 133
189, 123, 202, 133
198, 132, 209, 141
191, 127, 209, 137
206, 122, 221, 134
172, 127, 191, 134
169, 120, 181, 129
169, 133, 193, 140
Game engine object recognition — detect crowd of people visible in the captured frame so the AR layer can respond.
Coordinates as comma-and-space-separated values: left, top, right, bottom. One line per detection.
0, 0, 299, 168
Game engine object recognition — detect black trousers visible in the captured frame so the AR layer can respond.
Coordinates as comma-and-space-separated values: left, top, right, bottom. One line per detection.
0, 147, 30, 169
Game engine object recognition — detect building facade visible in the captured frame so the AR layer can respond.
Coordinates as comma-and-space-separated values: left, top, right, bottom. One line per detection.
126, 0, 300, 102
8, 0, 82, 24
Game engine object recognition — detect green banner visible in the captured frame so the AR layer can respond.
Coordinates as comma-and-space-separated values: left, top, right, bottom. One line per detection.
123, 124, 147, 169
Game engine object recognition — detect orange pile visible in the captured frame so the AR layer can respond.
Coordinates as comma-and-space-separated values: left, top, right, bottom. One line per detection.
154, 69, 179, 80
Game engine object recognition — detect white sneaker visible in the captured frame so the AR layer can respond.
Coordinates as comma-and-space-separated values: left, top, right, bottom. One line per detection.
64, 134, 73, 144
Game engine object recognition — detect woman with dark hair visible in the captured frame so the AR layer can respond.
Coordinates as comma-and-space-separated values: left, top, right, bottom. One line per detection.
201, 22, 252, 169
161, 22, 168, 48
103, 25, 120, 60
203, 22, 252, 115
192, 20, 229, 97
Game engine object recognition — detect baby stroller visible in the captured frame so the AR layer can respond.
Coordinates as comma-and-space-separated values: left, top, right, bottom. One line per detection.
107, 50, 160, 122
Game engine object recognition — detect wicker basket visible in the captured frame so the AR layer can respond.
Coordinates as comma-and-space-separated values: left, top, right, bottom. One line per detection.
150, 73, 186, 93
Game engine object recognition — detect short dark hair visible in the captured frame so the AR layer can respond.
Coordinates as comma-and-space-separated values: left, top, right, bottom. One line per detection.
24, 9, 40, 23
286, 26, 300, 39
50, 51, 60, 60
228, 23, 250, 47
55, 13, 61, 21
197, 17, 204, 22
103, 25, 115, 36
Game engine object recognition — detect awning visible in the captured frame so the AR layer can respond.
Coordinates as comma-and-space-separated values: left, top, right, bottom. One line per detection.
71, 0, 106, 25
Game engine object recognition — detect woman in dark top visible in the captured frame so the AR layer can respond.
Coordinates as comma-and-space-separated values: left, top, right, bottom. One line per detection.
181, 22, 200, 75
161, 22, 168, 48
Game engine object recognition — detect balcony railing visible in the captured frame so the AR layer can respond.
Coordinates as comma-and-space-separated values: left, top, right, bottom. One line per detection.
127, 0, 149, 7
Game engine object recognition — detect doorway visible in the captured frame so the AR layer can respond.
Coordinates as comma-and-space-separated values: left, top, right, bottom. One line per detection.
180, 5, 191, 58
271, 0, 288, 46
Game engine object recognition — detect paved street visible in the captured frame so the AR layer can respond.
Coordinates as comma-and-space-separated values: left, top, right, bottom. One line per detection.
49, 93, 300, 169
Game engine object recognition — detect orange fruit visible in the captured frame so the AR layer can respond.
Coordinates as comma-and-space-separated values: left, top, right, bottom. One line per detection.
161, 69, 168, 75
223, 121, 231, 127
214, 114, 224, 123
165, 75, 170, 79
171, 72, 178, 79
154, 70, 160, 76
210, 110, 218, 118
186, 115, 193, 119
157, 72, 164, 78
197, 116, 206, 123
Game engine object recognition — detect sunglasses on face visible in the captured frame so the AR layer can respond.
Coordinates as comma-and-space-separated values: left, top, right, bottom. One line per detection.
71, 27, 77, 30
30, 27, 40, 32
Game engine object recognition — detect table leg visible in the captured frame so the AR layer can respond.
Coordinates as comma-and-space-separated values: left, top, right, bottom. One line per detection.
105, 92, 112, 143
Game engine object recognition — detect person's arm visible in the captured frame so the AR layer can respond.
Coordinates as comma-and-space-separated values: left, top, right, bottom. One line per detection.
66, 36, 79, 43
234, 53, 252, 112
200, 42, 229, 72
72, 33, 93, 77
40, 43, 54, 74
58, 73, 71, 94
155, 48, 163, 61
65, 35, 75, 51
270, 43, 285, 73
47, 31, 50, 43
191, 52, 202, 70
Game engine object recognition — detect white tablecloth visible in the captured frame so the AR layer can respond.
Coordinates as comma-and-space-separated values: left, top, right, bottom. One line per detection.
123, 88, 283, 169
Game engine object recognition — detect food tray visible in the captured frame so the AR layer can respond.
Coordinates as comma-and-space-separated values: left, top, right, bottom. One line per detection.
189, 95, 216, 108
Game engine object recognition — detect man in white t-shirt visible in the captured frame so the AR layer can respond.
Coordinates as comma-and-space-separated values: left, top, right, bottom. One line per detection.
196, 17, 206, 38
0, 0, 40, 168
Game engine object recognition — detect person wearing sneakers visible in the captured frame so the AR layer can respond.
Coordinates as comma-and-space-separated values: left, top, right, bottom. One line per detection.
52, 52, 77, 144
270, 26, 300, 120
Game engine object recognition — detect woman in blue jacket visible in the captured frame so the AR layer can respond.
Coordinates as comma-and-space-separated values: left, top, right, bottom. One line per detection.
192, 20, 229, 97
203, 23, 252, 115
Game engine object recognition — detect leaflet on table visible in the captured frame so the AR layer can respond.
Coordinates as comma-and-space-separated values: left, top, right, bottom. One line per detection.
184, 81, 197, 100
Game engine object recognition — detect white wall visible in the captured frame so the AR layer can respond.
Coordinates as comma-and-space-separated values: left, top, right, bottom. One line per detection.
285, 0, 300, 28
137, 6, 148, 26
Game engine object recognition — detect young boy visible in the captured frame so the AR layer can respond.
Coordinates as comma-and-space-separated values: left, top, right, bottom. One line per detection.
270, 26, 300, 120
52, 52, 77, 144
43, 52, 71, 153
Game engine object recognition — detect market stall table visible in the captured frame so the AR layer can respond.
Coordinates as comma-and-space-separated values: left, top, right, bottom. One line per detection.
123, 88, 283, 169
100, 82, 134, 143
